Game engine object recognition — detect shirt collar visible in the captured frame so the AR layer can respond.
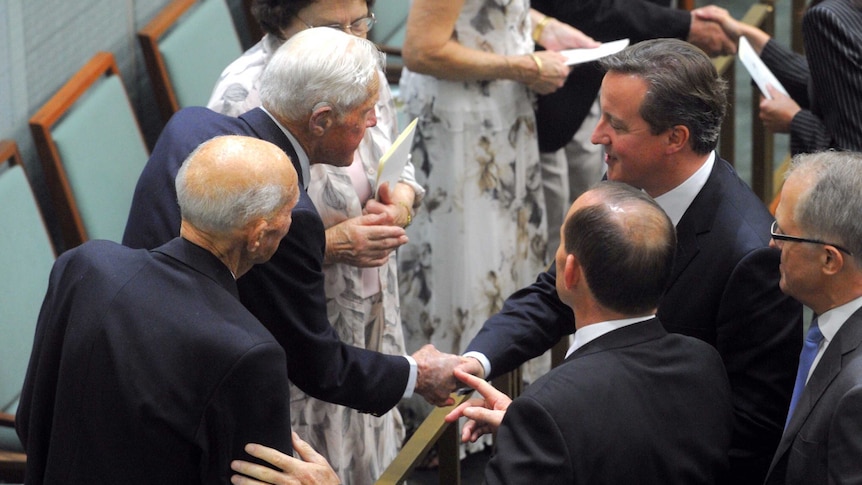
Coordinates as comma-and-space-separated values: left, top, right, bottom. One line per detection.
653, 151, 715, 226
260, 106, 311, 190
566, 315, 656, 358
817, 295, 862, 343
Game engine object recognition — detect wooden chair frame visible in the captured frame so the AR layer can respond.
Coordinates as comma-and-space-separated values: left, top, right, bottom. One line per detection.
138, 0, 198, 123
29, 51, 130, 249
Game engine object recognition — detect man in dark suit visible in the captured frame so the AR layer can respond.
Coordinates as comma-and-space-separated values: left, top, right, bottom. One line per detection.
459, 39, 803, 484
530, 0, 736, 255
765, 151, 862, 484
17, 136, 300, 484
224, 181, 735, 484
123, 28, 462, 419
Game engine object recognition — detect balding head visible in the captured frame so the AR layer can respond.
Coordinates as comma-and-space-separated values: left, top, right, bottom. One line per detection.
557, 181, 676, 316
176, 135, 298, 235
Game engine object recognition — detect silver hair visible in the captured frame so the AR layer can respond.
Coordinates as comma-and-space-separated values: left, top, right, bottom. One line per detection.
787, 150, 862, 260
259, 27, 381, 122
176, 137, 291, 233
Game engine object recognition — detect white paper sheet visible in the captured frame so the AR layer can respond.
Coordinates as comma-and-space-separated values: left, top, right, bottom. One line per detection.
738, 36, 789, 100
376, 117, 418, 193
560, 38, 630, 66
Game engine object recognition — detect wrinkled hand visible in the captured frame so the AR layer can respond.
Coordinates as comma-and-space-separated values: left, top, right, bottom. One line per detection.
324, 213, 408, 267
412, 344, 471, 406
230, 433, 340, 485
536, 19, 599, 51
688, 9, 737, 56
528, 50, 571, 95
759, 85, 800, 133
444, 369, 512, 443
371, 182, 414, 228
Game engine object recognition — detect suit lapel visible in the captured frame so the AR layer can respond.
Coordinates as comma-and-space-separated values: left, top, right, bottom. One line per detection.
767, 309, 862, 475
239, 108, 304, 187
666, 159, 726, 287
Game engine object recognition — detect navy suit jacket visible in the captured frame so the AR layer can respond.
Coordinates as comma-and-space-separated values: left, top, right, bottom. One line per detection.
17, 238, 292, 484
759, 0, 862, 155
468, 157, 802, 484
765, 307, 862, 484
486, 318, 733, 484
531, 0, 691, 152
123, 107, 410, 416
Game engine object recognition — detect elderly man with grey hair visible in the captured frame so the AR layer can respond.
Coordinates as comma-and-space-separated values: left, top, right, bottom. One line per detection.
18, 136, 301, 484
124, 27, 465, 455
767, 150, 862, 484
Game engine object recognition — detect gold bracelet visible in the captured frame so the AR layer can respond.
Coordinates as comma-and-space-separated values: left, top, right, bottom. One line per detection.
532, 15, 553, 43
398, 202, 413, 228
529, 53, 543, 79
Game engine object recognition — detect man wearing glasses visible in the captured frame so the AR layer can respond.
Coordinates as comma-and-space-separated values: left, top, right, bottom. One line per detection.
765, 151, 862, 484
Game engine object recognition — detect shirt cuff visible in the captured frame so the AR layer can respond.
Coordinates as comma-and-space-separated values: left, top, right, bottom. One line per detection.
462, 351, 491, 379
402, 355, 418, 399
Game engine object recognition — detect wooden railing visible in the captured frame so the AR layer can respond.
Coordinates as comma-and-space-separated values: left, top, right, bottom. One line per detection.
376, 1, 797, 483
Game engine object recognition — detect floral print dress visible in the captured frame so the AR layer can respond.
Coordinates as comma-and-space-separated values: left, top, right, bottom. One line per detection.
398, 0, 548, 377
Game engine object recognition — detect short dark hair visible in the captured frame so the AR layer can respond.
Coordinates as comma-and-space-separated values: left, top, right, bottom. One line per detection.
253, 0, 375, 38
563, 182, 676, 314
599, 38, 727, 155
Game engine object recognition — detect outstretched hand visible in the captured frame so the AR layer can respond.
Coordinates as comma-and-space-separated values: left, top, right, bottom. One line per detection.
412, 345, 473, 406
324, 212, 407, 267
230, 432, 339, 485
444, 369, 512, 443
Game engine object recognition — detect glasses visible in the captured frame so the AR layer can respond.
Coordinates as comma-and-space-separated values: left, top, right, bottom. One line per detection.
295, 12, 376, 36
770, 221, 853, 255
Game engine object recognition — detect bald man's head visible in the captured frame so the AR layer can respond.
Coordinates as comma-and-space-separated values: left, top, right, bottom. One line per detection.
176, 135, 298, 235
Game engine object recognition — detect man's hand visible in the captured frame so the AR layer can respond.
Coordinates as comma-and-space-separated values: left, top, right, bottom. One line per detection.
444, 369, 512, 443
687, 10, 736, 57
759, 85, 800, 133
412, 344, 470, 406
230, 432, 340, 485
324, 213, 408, 267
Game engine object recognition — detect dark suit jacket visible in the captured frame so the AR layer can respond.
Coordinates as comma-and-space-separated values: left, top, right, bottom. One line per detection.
468, 157, 802, 484
123, 107, 410, 416
765, 307, 862, 484
486, 318, 733, 484
16, 238, 292, 484
759, 0, 862, 155
531, 0, 691, 152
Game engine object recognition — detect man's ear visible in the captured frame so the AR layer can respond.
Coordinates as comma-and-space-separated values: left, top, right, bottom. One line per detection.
564, 253, 581, 290
309, 106, 334, 136
245, 219, 269, 253
666, 125, 690, 153
821, 245, 846, 276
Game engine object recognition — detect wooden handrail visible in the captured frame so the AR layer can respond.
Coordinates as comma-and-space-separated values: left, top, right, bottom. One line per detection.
375, 393, 470, 485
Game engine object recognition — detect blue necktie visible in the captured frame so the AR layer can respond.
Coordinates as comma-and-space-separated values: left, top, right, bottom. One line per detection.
785, 319, 824, 428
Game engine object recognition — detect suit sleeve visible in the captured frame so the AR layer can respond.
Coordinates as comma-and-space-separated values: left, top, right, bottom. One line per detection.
484, 395, 573, 484
715, 247, 802, 478
199, 342, 293, 484
465, 266, 574, 380
792, 6, 862, 153
532, 0, 690, 42
829, 384, 862, 482
237, 203, 409, 415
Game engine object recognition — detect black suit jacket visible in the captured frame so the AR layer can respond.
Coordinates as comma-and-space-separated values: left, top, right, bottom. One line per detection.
531, 0, 691, 152
17, 238, 292, 484
123, 107, 410, 416
486, 318, 733, 484
468, 157, 802, 484
765, 307, 862, 484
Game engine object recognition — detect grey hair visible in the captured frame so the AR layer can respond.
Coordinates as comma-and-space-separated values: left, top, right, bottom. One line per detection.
176, 137, 292, 234
259, 27, 381, 122
599, 38, 727, 155
787, 150, 862, 260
